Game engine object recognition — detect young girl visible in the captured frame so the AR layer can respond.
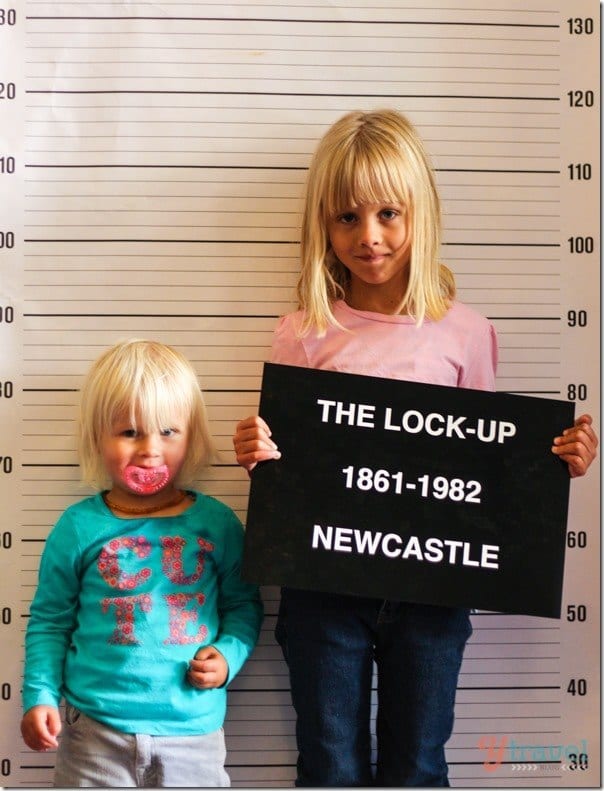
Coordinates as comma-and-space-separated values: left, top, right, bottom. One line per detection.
22, 339, 263, 788
233, 109, 598, 787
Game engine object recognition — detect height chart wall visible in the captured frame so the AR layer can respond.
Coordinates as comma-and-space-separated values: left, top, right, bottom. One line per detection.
0, 1, 600, 787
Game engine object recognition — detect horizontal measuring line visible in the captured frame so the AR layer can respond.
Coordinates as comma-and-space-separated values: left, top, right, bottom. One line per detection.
25, 163, 307, 170
21, 463, 79, 467
25, 16, 560, 28
25, 90, 560, 101
460, 685, 560, 690
23, 164, 561, 175
19, 764, 55, 771
225, 762, 294, 768
213, 463, 244, 468
440, 168, 560, 175
228, 683, 508, 694
21, 388, 260, 394
443, 243, 560, 247
487, 316, 561, 320
21, 538, 47, 542
23, 313, 279, 318
24, 239, 297, 244
469, 611, 558, 617
22, 388, 259, 393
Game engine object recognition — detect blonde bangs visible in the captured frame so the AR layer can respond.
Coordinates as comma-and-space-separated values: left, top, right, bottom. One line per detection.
119, 368, 193, 436
91, 345, 191, 435
321, 139, 411, 222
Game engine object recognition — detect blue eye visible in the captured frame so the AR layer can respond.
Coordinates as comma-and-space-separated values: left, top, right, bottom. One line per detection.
338, 212, 357, 224
160, 428, 176, 437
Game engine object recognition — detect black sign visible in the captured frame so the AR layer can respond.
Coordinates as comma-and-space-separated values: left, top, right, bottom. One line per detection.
243, 363, 574, 618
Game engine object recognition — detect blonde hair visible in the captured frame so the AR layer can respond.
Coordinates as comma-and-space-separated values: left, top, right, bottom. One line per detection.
78, 339, 218, 490
298, 109, 455, 334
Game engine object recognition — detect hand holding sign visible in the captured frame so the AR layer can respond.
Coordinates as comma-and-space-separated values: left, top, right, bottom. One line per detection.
551, 414, 598, 478
233, 415, 281, 472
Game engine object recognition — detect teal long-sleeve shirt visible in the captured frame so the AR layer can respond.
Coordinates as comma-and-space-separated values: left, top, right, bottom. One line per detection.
23, 491, 263, 735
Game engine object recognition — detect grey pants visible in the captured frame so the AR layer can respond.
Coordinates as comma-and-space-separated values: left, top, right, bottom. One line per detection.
54, 704, 230, 787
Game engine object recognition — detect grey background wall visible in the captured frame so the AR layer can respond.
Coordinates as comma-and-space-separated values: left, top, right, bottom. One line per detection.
0, 1, 599, 786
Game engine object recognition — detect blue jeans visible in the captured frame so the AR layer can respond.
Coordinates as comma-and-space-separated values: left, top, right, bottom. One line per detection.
275, 588, 472, 787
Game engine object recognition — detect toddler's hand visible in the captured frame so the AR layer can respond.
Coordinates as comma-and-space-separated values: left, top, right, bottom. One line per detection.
233, 415, 281, 472
187, 646, 229, 689
21, 705, 61, 751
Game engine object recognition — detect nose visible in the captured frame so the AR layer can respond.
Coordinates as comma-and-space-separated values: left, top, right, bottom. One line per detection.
137, 432, 161, 458
357, 216, 381, 248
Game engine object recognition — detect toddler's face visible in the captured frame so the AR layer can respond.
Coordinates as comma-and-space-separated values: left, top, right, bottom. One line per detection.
100, 408, 189, 498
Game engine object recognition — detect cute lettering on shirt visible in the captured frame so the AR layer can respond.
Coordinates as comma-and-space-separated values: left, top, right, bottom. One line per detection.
98, 534, 215, 645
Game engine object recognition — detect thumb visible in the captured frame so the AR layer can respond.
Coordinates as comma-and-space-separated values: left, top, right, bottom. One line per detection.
193, 645, 215, 662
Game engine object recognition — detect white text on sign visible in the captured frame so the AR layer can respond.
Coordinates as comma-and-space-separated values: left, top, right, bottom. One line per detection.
316, 399, 517, 444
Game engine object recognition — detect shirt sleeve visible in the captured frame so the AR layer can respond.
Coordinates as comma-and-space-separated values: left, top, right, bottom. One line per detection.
458, 320, 499, 392
211, 512, 263, 685
269, 313, 309, 367
22, 514, 82, 712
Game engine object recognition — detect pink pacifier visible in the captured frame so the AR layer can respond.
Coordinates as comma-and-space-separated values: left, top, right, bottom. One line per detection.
123, 465, 170, 495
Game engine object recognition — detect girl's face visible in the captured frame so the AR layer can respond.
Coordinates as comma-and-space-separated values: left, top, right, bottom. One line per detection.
327, 202, 411, 312
100, 408, 189, 503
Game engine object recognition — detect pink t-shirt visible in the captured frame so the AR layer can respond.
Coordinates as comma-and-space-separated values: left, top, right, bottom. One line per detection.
270, 299, 498, 392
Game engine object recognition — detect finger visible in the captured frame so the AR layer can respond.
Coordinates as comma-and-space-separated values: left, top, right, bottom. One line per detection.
234, 443, 281, 472
235, 436, 279, 457
553, 441, 596, 478
233, 418, 277, 450
560, 452, 590, 479
553, 430, 598, 460
234, 418, 274, 450
192, 646, 214, 662
39, 733, 59, 750
47, 708, 62, 740
574, 413, 594, 429
573, 420, 598, 450
187, 668, 219, 689
236, 445, 281, 465
188, 656, 219, 675
553, 423, 598, 453
233, 426, 278, 453
235, 415, 272, 435
234, 425, 272, 443
565, 417, 597, 445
